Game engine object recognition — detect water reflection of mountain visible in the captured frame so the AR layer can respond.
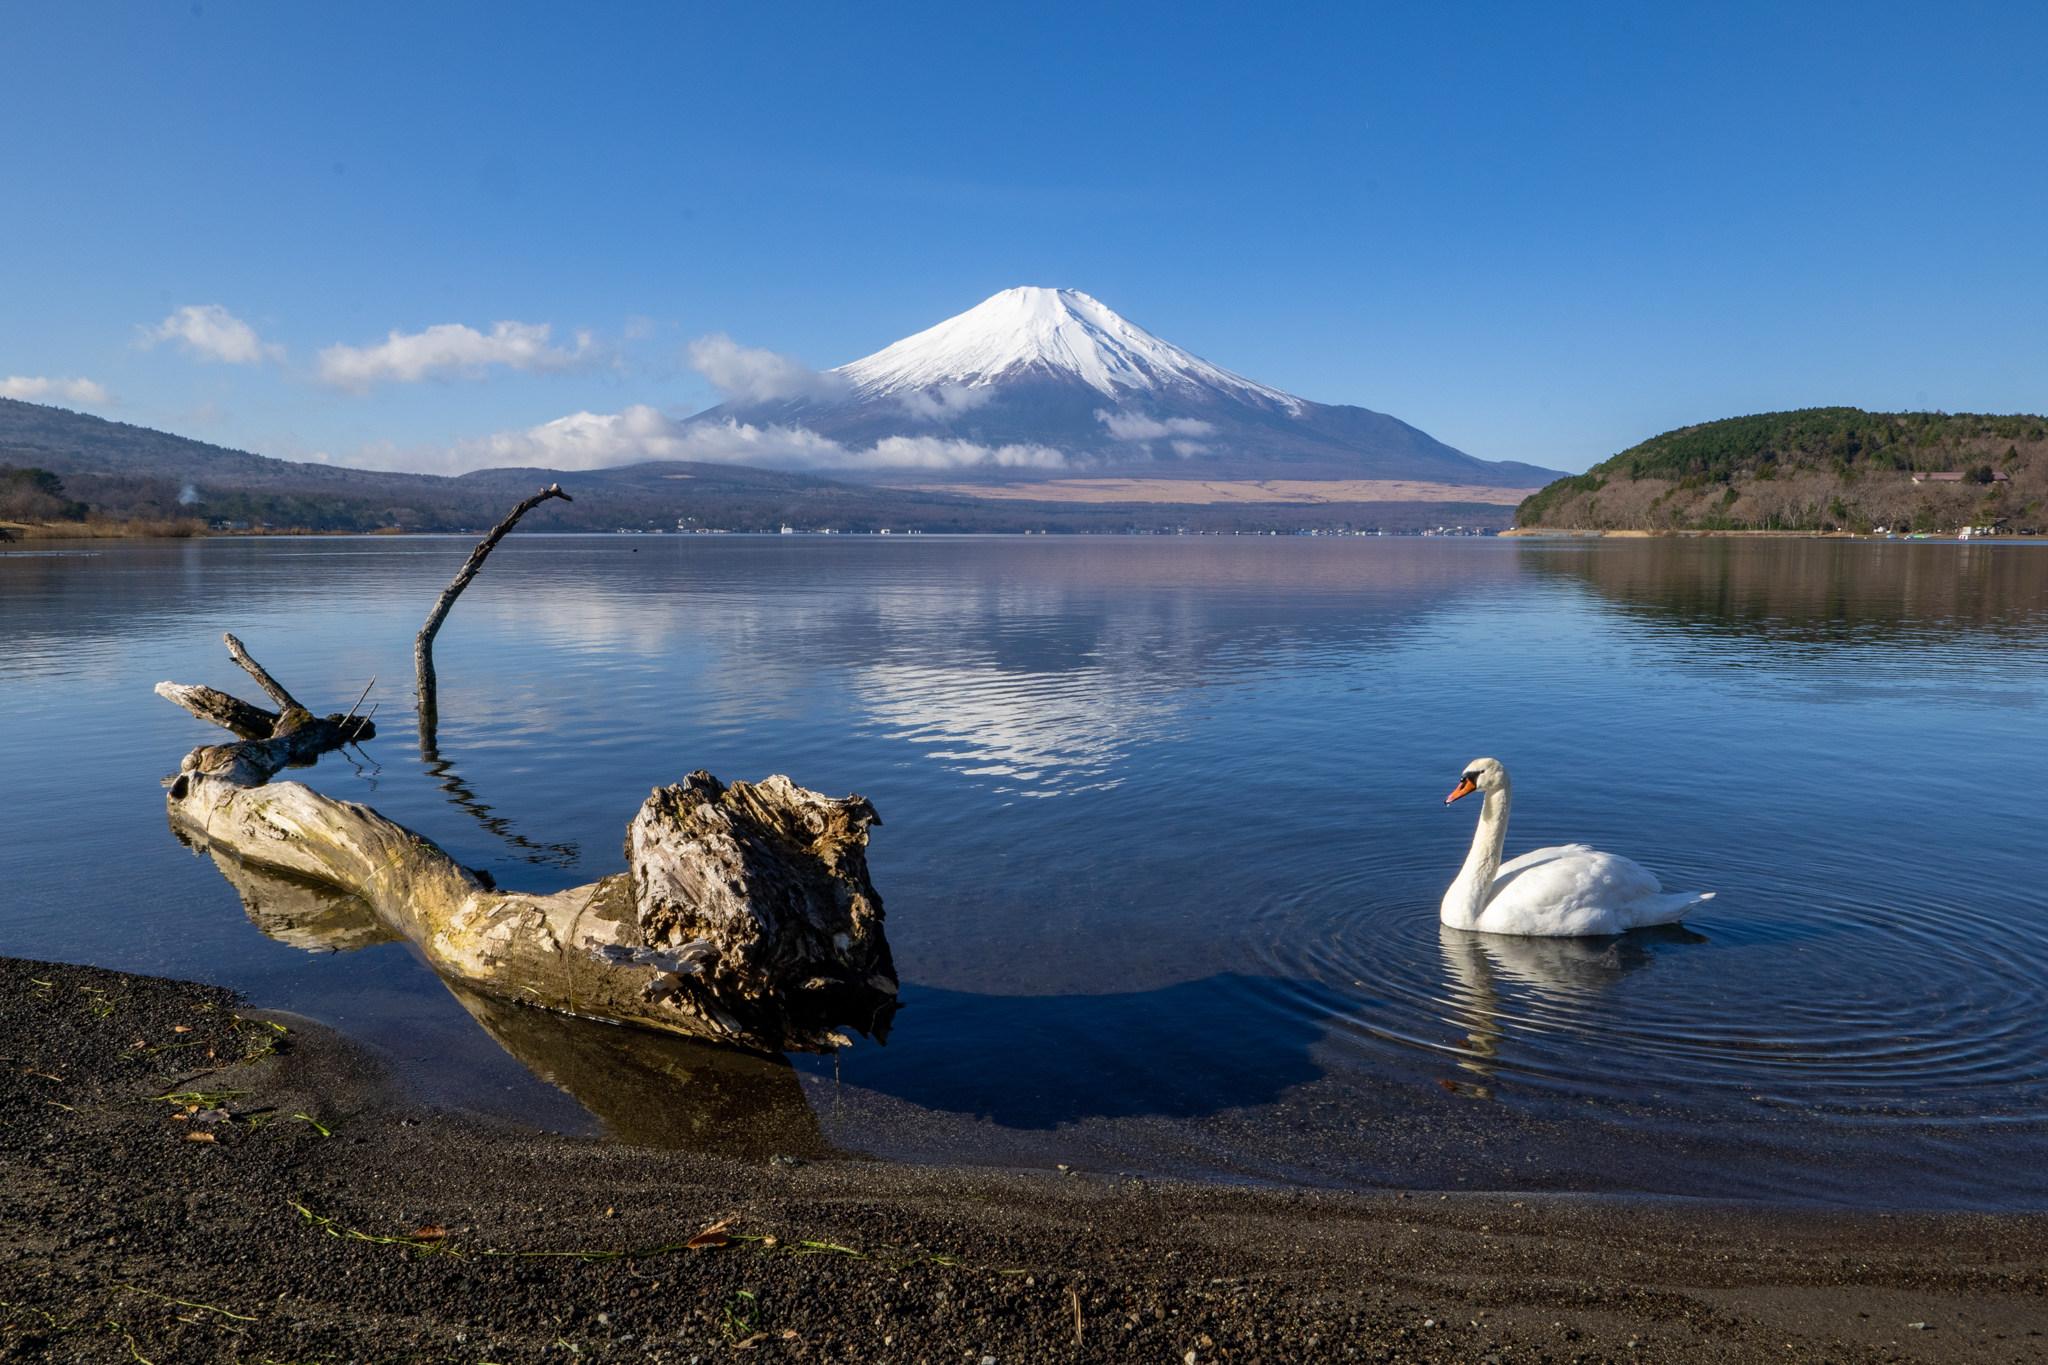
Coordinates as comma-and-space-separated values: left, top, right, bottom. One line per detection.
1521, 538, 2048, 643
785, 541, 1517, 792
575, 539, 1524, 794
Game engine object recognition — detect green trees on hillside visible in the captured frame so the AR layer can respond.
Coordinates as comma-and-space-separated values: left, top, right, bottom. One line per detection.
1518, 408, 2048, 530
1600, 408, 2045, 484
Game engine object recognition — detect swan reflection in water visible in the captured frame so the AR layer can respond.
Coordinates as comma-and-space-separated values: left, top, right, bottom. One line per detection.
205, 850, 832, 1161
1436, 922, 1708, 1096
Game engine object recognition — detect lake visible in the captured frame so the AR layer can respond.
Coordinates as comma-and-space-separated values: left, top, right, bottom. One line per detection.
4, 534, 2045, 1209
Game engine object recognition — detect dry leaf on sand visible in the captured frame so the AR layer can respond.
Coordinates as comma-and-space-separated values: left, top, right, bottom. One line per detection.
686, 1214, 740, 1250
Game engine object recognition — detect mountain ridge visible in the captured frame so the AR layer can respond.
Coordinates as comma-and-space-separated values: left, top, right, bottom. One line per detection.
0, 398, 1527, 535
689, 288, 1564, 487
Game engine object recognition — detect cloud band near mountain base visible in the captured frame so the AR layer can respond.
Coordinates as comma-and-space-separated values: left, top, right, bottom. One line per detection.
335, 406, 1067, 475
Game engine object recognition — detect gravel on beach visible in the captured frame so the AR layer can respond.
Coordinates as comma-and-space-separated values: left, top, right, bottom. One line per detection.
2, 957, 2042, 1365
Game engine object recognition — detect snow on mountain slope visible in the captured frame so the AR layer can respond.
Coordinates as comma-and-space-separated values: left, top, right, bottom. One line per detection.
680, 287, 1565, 486
833, 287, 1302, 412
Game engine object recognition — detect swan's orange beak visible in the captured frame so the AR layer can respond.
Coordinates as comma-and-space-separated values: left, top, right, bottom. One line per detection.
1445, 775, 1478, 805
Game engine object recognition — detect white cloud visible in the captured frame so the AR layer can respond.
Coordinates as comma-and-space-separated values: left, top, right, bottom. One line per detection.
667, 418, 862, 469
335, 408, 1067, 476
316, 320, 609, 392
863, 434, 1065, 469
340, 405, 688, 474
686, 333, 849, 405
1, 375, 111, 405
141, 304, 283, 365
897, 384, 996, 421
508, 408, 850, 472
1170, 440, 1210, 458
1095, 410, 1216, 441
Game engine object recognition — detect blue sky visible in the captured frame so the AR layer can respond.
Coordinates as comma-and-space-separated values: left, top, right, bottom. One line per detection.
3, 0, 2043, 476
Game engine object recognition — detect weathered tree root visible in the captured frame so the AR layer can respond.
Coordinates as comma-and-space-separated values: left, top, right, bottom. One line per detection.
160, 636, 899, 1055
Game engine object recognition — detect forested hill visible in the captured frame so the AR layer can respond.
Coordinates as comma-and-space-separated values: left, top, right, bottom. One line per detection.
1516, 408, 2048, 534
0, 397, 988, 531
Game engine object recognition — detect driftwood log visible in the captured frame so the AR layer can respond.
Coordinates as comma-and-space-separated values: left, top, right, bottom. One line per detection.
160, 635, 899, 1055
212, 853, 831, 1157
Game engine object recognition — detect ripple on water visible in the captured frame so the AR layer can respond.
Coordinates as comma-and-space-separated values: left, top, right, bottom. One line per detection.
1251, 843, 2048, 1122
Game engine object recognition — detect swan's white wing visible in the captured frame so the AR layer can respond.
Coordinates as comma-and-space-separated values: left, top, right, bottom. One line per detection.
1494, 843, 1596, 881
1482, 849, 1675, 936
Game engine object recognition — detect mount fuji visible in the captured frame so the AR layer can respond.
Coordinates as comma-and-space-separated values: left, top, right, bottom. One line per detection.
686, 288, 1562, 487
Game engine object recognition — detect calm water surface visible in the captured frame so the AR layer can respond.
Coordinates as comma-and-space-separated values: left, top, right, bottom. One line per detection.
4, 535, 2045, 1208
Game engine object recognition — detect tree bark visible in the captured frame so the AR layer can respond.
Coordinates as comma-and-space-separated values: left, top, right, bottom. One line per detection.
161, 637, 898, 1056
153, 681, 278, 741
225, 630, 304, 712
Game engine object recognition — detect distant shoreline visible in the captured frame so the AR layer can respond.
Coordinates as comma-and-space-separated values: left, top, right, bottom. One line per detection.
15, 523, 2044, 543
874, 476, 1538, 506
1502, 527, 2044, 540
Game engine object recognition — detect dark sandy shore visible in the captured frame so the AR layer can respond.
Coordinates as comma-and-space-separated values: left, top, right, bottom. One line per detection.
3, 957, 2042, 1365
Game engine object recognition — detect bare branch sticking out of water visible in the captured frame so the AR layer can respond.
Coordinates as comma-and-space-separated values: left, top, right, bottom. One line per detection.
225, 631, 303, 713
414, 483, 571, 750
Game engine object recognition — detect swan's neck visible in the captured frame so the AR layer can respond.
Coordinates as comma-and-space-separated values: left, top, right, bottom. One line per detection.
1440, 780, 1511, 929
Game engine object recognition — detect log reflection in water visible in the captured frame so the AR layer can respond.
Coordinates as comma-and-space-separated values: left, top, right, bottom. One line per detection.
182, 851, 834, 1159
449, 986, 834, 1160
416, 749, 582, 868
204, 846, 403, 954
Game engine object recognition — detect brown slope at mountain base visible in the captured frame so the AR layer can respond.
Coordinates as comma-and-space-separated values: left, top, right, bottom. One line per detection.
6, 954, 2041, 1365
877, 477, 1542, 505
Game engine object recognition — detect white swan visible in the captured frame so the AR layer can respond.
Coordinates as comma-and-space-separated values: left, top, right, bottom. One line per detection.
1440, 757, 1712, 936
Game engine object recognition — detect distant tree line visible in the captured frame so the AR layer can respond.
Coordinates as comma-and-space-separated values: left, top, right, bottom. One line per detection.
0, 457, 1518, 537
1, 465, 90, 522
1517, 408, 2046, 532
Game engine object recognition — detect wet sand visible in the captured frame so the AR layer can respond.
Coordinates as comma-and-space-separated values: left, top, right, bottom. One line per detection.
3, 957, 2042, 1364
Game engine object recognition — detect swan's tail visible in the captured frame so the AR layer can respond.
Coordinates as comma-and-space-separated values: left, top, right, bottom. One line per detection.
1635, 889, 1712, 927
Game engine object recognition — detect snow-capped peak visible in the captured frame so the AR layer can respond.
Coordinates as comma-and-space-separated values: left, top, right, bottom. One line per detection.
833, 287, 1302, 411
